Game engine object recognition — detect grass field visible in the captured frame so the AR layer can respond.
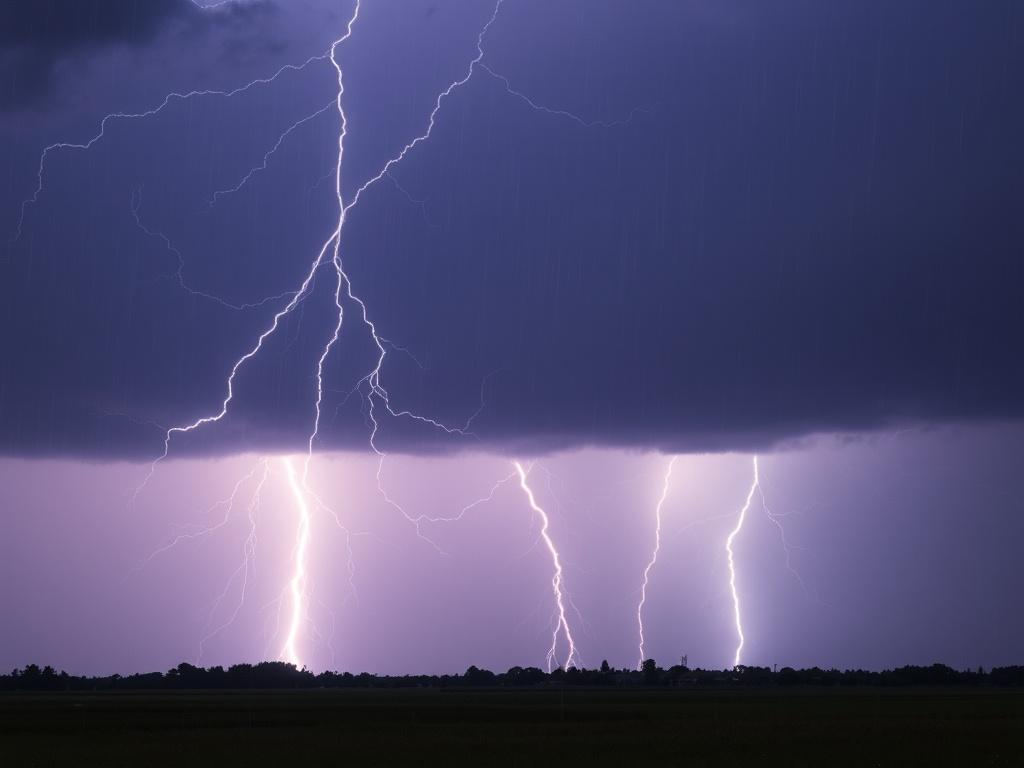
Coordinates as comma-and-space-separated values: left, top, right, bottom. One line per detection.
2, 687, 1022, 767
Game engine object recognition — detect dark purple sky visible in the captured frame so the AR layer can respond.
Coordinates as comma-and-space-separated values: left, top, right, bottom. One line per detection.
0, 0, 1022, 674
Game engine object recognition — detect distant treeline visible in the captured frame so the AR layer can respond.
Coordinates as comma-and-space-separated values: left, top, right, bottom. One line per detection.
3, 660, 1023, 691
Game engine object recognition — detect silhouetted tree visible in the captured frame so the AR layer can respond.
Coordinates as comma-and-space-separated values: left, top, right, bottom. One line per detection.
463, 666, 495, 686
2, 660, 1023, 691
641, 659, 659, 685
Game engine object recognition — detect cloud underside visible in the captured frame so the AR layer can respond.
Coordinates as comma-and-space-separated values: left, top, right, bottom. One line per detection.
0, 0, 274, 110
1, 0, 1022, 459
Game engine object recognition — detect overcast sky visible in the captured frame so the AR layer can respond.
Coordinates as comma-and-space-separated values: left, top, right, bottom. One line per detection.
2, 0, 1022, 457
0, 0, 1021, 674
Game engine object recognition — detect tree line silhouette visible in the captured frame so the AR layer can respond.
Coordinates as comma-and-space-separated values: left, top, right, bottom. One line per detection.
3, 660, 1023, 691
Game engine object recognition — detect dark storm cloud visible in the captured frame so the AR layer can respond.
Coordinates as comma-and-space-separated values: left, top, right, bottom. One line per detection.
0, 0, 276, 110
1, 0, 1023, 459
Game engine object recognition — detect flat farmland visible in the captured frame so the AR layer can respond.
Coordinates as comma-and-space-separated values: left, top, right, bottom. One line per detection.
2, 687, 1021, 767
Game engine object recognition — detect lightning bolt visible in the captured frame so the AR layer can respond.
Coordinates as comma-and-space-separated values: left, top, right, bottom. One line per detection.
723, 454, 819, 668
281, 456, 313, 668
310, 0, 514, 559
21, 0, 648, 670
725, 455, 760, 668
514, 461, 580, 672
636, 455, 677, 670
120, 0, 501, 665
133, 0, 504, 482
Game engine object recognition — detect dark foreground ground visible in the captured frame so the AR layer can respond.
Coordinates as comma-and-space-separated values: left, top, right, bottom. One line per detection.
2, 687, 1022, 767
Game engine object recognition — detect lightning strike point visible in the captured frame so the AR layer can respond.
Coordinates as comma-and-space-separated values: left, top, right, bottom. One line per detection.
636, 455, 677, 671
726, 455, 760, 668
281, 456, 313, 669
514, 461, 580, 672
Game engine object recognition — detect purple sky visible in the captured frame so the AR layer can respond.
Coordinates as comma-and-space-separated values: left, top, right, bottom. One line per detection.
2, 423, 1021, 675
1, 1, 1023, 675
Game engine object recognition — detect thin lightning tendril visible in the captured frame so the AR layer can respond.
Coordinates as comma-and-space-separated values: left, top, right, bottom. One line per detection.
758, 476, 815, 603
134, 461, 264, 570
208, 100, 337, 206
479, 63, 650, 129
130, 189, 297, 311
12, 54, 330, 245
198, 458, 270, 661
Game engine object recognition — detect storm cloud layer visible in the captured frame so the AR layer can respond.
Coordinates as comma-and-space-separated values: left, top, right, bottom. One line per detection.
1, 0, 1022, 459
0, 0, 278, 110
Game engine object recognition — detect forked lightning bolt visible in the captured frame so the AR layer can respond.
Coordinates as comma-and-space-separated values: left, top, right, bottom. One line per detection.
132, 0, 510, 665
17, 0, 645, 671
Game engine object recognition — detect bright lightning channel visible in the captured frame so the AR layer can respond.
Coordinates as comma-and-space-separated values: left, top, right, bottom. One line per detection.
636, 455, 677, 671
724, 454, 817, 669
725, 455, 760, 668
281, 456, 313, 668
514, 461, 580, 672
141, 0, 509, 666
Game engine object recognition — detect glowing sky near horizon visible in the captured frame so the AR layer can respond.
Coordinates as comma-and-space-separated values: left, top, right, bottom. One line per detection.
1, 426, 1022, 675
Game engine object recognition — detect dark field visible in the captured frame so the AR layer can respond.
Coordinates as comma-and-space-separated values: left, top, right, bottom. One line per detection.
2, 687, 1022, 767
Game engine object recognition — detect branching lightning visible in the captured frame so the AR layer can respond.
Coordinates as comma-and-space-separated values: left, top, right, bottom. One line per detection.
208, 100, 337, 206
135, 460, 265, 570
19, 0, 650, 672
514, 461, 580, 672
128, 0, 507, 665
636, 456, 677, 670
